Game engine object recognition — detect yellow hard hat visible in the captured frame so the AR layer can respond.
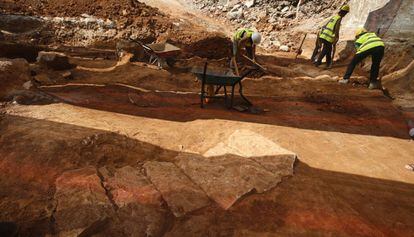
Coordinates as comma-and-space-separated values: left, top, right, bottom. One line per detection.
355, 27, 367, 38
340, 5, 350, 12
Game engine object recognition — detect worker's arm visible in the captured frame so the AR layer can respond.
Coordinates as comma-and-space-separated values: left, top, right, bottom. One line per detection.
333, 18, 342, 44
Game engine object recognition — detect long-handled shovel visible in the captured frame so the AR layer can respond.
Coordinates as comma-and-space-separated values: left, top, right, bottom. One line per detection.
295, 33, 308, 60
242, 55, 268, 72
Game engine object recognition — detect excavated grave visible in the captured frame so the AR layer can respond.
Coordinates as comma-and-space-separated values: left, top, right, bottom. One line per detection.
143, 161, 211, 217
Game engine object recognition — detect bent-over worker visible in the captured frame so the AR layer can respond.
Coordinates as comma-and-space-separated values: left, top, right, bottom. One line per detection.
313, 5, 350, 68
231, 29, 262, 75
339, 28, 385, 90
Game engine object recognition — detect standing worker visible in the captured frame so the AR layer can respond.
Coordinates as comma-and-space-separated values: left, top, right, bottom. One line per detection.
339, 28, 385, 89
313, 5, 350, 68
231, 29, 262, 75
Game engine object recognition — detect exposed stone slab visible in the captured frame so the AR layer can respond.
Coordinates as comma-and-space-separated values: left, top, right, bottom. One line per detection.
204, 129, 296, 158
99, 166, 166, 237
176, 154, 282, 210
99, 166, 162, 207
251, 155, 296, 178
143, 161, 210, 217
54, 167, 113, 237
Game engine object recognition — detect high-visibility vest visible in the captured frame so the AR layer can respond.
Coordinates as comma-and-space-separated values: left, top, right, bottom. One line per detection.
234, 29, 254, 46
319, 15, 341, 43
355, 32, 385, 54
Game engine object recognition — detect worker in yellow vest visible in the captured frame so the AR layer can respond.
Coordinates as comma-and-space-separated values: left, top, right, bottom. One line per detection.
231, 29, 262, 75
339, 28, 385, 89
313, 5, 350, 68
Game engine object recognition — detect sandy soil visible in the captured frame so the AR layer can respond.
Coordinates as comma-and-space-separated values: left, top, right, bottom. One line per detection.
1, 51, 413, 236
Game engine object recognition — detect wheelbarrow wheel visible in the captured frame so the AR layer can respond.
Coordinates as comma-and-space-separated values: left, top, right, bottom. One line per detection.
166, 58, 176, 68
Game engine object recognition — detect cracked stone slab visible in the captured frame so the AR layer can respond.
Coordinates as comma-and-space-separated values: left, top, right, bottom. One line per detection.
99, 166, 166, 237
54, 166, 113, 237
143, 161, 210, 217
251, 155, 296, 178
175, 154, 283, 210
204, 129, 296, 158
99, 166, 162, 207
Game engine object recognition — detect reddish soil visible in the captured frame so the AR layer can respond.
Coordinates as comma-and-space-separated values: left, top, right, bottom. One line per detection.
0, 3, 413, 233
0, 0, 164, 19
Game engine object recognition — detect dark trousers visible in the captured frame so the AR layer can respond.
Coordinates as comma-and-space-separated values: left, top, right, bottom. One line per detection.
246, 46, 253, 59
316, 38, 332, 66
343, 46, 384, 82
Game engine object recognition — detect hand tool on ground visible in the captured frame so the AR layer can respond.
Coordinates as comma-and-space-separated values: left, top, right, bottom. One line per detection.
295, 33, 307, 60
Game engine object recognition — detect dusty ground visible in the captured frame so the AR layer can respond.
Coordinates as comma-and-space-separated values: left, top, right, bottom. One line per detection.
1, 50, 414, 236
1, 1, 414, 236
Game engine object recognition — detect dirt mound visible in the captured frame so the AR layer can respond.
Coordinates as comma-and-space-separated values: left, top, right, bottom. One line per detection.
1, 1, 231, 59
190, 0, 347, 51
170, 34, 232, 59
0, 58, 31, 100
383, 60, 414, 111
1, 0, 164, 19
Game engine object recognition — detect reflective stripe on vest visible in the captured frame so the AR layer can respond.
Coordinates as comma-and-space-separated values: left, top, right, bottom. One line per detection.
234, 29, 254, 46
356, 32, 385, 54
319, 15, 341, 43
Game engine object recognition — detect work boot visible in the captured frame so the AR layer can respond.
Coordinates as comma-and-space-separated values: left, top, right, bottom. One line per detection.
338, 79, 349, 84
368, 81, 381, 90
313, 60, 321, 67
325, 63, 332, 69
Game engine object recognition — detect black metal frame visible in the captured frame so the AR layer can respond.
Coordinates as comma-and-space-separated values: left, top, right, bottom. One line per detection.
200, 62, 253, 109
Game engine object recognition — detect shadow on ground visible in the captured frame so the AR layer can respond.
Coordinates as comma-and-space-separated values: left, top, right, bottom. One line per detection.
43, 82, 409, 139
0, 115, 413, 236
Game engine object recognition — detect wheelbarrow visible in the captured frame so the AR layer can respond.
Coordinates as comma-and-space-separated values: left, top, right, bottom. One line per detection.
127, 38, 181, 68
143, 42, 181, 68
192, 62, 254, 109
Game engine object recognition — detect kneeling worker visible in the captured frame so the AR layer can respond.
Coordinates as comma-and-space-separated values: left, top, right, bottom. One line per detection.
339, 28, 385, 90
231, 29, 262, 75
313, 4, 350, 68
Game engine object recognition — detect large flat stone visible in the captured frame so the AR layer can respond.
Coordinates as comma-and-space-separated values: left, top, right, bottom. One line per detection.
54, 167, 113, 237
204, 129, 296, 158
176, 154, 282, 210
143, 161, 210, 217
251, 155, 296, 178
99, 166, 166, 237
99, 166, 162, 207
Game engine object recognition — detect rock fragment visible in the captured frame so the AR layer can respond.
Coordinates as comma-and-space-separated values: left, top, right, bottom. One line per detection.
54, 167, 113, 237
37, 51, 73, 70
99, 166, 166, 237
143, 161, 210, 217
176, 154, 282, 210
0, 58, 31, 99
